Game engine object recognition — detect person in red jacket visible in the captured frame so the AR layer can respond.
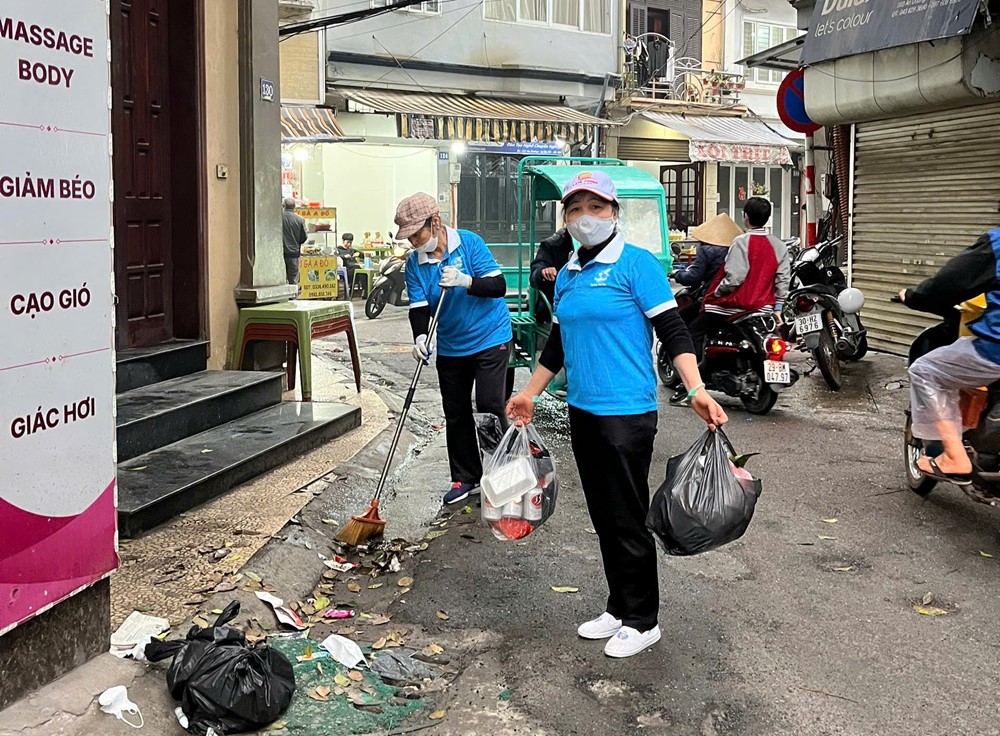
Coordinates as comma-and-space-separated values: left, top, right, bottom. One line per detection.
687, 197, 790, 362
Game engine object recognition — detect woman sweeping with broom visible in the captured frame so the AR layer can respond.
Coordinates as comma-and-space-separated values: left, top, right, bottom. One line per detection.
338, 193, 512, 546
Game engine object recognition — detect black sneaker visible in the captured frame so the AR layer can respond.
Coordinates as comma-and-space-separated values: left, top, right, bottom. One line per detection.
668, 388, 690, 406
444, 482, 480, 505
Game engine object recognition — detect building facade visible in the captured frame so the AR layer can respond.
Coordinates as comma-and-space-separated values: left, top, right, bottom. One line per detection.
795, 0, 1000, 351
282, 0, 620, 249
610, 0, 804, 238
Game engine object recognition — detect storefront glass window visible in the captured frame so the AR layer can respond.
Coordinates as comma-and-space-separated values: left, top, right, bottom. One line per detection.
618, 198, 665, 255
735, 167, 749, 209
717, 165, 731, 218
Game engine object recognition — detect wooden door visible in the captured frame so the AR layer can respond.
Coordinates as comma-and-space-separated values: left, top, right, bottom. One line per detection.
111, 0, 173, 347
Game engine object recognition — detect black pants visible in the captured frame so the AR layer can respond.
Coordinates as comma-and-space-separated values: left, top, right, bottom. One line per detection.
569, 406, 659, 631
284, 256, 299, 286
688, 312, 727, 363
437, 343, 510, 484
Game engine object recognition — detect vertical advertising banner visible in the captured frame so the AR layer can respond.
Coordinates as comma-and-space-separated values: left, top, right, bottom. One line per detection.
0, 1, 117, 634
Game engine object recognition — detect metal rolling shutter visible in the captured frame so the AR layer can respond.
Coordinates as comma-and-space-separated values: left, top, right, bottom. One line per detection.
852, 102, 1000, 353
616, 137, 690, 162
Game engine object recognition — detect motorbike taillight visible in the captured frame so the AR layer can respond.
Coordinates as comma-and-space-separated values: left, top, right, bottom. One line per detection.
766, 337, 789, 361
796, 295, 816, 312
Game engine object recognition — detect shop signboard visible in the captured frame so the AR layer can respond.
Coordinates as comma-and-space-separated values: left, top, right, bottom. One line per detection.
299, 256, 342, 299
0, 0, 117, 634
295, 207, 337, 220
689, 141, 792, 166
800, 0, 982, 65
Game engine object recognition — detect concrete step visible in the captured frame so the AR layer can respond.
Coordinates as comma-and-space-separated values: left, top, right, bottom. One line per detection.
116, 370, 284, 462
116, 340, 208, 393
116, 402, 362, 538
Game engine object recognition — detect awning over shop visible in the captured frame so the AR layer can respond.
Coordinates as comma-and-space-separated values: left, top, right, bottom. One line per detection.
642, 112, 802, 166
737, 35, 804, 73
336, 88, 614, 145
281, 105, 355, 143
800, 0, 981, 66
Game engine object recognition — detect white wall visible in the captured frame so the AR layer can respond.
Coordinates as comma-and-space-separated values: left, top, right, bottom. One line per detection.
321, 143, 439, 242
724, 0, 799, 121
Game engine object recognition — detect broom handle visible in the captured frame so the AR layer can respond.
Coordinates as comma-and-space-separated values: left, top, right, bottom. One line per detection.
371, 290, 448, 501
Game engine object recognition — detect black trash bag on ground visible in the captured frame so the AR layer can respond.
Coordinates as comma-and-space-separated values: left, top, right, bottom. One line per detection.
474, 412, 506, 463
646, 429, 762, 556
145, 601, 295, 735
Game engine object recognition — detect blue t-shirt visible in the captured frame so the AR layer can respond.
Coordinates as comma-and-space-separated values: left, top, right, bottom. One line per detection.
553, 235, 676, 416
406, 228, 513, 357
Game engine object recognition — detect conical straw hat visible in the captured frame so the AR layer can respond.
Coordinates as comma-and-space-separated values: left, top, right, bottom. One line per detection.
689, 213, 743, 247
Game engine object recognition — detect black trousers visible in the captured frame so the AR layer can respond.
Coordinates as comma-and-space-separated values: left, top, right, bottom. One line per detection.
436, 343, 510, 484
569, 406, 659, 631
687, 312, 727, 363
284, 256, 300, 286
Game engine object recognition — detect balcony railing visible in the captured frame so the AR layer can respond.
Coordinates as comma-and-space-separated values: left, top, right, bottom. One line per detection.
621, 34, 745, 108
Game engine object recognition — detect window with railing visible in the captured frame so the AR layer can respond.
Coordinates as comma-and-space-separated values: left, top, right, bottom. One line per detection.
371, 0, 440, 13
485, 0, 610, 34
742, 21, 797, 84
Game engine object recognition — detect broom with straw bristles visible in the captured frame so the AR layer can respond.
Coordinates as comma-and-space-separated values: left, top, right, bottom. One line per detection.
338, 293, 448, 546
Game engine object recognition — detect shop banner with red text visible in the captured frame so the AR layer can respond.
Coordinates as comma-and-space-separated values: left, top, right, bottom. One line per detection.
0, 0, 117, 634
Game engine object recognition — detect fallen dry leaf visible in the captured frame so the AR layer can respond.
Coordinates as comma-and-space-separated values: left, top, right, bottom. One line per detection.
316, 686, 331, 698
922, 592, 934, 606
336, 627, 355, 636
817, 535, 837, 541
423, 643, 444, 656
372, 637, 387, 650
426, 530, 448, 541
347, 582, 362, 593
349, 671, 364, 682
334, 673, 351, 687
820, 518, 839, 525
245, 571, 262, 582
551, 586, 580, 593
399, 587, 411, 595
307, 689, 328, 702
398, 577, 414, 587
980, 551, 994, 559
262, 721, 287, 732
429, 710, 447, 720
371, 615, 392, 626
368, 583, 384, 590
831, 566, 853, 573
436, 611, 450, 621
914, 605, 949, 616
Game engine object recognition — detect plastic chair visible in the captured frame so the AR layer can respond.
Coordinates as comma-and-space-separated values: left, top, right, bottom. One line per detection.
231, 300, 361, 400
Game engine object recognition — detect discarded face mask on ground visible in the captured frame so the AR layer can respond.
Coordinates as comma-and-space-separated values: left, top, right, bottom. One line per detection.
646, 428, 762, 556
145, 601, 296, 735
98, 685, 144, 729
480, 423, 558, 541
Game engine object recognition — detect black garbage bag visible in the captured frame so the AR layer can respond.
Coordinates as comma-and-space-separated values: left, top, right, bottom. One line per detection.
145, 601, 295, 735
646, 429, 762, 556
474, 412, 506, 463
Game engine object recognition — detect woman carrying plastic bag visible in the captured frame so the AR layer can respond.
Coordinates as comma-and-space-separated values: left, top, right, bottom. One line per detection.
507, 171, 728, 659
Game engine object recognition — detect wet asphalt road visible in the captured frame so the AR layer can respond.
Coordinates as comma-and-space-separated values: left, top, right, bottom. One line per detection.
318, 304, 1000, 736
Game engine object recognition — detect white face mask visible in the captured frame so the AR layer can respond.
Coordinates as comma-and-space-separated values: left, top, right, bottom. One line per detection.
567, 215, 617, 248
99, 686, 144, 729
417, 234, 438, 254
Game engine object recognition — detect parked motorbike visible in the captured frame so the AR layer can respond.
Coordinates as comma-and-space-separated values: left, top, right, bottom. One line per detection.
657, 286, 798, 415
784, 236, 868, 390
365, 255, 409, 319
898, 300, 1000, 505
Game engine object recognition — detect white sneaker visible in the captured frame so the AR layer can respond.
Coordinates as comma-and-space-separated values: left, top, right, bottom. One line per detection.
577, 612, 623, 640
603, 625, 661, 658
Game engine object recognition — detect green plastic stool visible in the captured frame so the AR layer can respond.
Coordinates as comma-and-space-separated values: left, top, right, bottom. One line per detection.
231, 300, 361, 400
352, 268, 377, 299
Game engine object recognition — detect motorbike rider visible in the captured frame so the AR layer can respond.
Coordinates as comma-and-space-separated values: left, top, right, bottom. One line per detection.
899, 207, 1000, 484
671, 213, 743, 323
672, 198, 790, 405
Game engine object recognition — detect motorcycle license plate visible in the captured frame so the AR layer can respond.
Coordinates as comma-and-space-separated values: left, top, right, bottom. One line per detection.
764, 360, 791, 384
795, 313, 824, 334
